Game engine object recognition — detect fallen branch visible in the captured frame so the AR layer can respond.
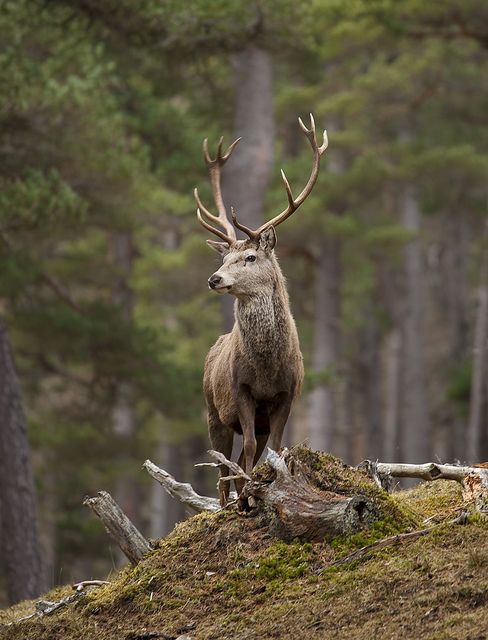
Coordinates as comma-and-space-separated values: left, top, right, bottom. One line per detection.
371, 461, 488, 483
1, 581, 108, 627
361, 461, 488, 515
195, 449, 251, 482
196, 450, 250, 504
84, 491, 153, 565
321, 511, 468, 570
143, 459, 221, 512
72, 580, 110, 590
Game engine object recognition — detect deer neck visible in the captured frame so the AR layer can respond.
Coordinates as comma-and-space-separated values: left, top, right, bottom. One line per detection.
235, 269, 292, 361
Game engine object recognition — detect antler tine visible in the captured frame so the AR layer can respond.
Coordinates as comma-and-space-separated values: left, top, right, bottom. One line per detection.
196, 208, 235, 245
196, 136, 242, 245
231, 206, 256, 239
252, 113, 328, 236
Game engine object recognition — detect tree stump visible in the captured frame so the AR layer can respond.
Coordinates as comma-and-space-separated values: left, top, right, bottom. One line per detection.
241, 449, 376, 541
84, 491, 153, 565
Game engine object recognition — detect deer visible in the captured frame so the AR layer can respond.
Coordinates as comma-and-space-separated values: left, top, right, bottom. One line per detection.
194, 114, 328, 506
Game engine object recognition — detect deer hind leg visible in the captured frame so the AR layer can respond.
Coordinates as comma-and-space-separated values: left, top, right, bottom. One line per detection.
207, 410, 234, 507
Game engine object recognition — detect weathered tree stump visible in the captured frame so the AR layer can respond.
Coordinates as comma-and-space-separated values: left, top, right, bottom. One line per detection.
241, 449, 376, 541
83, 491, 153, 565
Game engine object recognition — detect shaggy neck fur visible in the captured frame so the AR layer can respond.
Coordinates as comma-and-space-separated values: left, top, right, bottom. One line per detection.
235, 256, 293, 363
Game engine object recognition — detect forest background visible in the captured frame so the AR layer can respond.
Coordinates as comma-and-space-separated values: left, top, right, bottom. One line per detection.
1, 0, 487, 605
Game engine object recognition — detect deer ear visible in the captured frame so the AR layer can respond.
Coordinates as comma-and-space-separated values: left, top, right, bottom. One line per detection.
206, 239, 230, 256
258, 227, 276, 254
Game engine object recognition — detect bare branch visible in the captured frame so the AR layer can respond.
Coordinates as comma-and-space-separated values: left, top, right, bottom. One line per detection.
144, 459, 221, 512
372, 461, 488, 484
322, 511, 469, 570
206, 449, 251, 481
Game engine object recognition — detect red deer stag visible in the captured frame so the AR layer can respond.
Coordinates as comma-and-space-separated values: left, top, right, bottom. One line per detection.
195, 114, 328, 505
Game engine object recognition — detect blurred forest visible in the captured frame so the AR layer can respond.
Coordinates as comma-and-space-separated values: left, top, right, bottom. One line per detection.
0, 0, 487, 605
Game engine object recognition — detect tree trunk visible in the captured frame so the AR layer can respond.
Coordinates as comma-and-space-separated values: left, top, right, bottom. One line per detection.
308, 122, 344, 456
441, 212, 471, 460
383, 328, 402, 461
467, 222, 488, 462
0, 317, 44, 604
308, 239, 341, 453
362, 306, 383, 460
109, 231, 139, 562
401, 182, 430, 463
220, 45, 274, 331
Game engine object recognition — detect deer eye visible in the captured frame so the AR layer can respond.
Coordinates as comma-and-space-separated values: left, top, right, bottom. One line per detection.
245, 254, 256, 263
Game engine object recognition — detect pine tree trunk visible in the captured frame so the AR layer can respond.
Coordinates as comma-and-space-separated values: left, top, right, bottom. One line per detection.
308, 123, 344, 455
0, 317, 44, 604
362, 307, 383, 460
467, 222, 488, 462
308, 239, 341, 453
109, 231, 138, 563
441, 212, 470, 460
383, 328, 402, 460
401, 182, 430, 462
220, 45, 274, 331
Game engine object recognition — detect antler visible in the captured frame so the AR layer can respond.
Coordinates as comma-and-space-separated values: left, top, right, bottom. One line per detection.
233, 114, 328, 240
194, 136, 241, 245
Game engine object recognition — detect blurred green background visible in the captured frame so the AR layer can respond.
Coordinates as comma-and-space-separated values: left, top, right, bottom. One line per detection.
0, 0, 487, 601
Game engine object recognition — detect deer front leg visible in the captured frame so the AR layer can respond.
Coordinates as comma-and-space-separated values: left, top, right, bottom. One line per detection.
236, 433, 268, 495
236, 384, 257, 480
268, 393, 293, 452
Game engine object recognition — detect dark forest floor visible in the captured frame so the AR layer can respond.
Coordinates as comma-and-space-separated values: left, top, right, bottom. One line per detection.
1, 450, 488, 640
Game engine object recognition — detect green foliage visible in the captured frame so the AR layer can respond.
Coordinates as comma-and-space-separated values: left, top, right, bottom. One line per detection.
1, 0, 487, 595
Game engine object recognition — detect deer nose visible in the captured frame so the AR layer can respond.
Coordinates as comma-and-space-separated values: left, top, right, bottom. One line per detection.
208, 274, 222, 289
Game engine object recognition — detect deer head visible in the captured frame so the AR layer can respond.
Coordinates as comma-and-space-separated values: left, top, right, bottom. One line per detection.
195, 114, 328, 298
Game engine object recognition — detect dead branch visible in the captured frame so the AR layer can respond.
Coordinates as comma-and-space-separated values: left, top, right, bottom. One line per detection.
143, 459, 221, 512
196, 449, 250, 504
72, 580, 110, 590
362, 460, 488, 516
0, 581, 108, 628
196, 449, 251, 482
372, 461, 488, 483
322, 511, 468, 571
83, 491, 153, 565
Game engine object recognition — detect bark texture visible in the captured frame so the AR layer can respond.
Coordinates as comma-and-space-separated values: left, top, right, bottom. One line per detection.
84, 491, 152, 565
401, 181, 430, 462
308, 239, 341, 453
467, 221, 488, 462
0, 317, 44, 603
242, 450, 375, 542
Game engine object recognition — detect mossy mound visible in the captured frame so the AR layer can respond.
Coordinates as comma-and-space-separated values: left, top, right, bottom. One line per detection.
1, 452, 485, 640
